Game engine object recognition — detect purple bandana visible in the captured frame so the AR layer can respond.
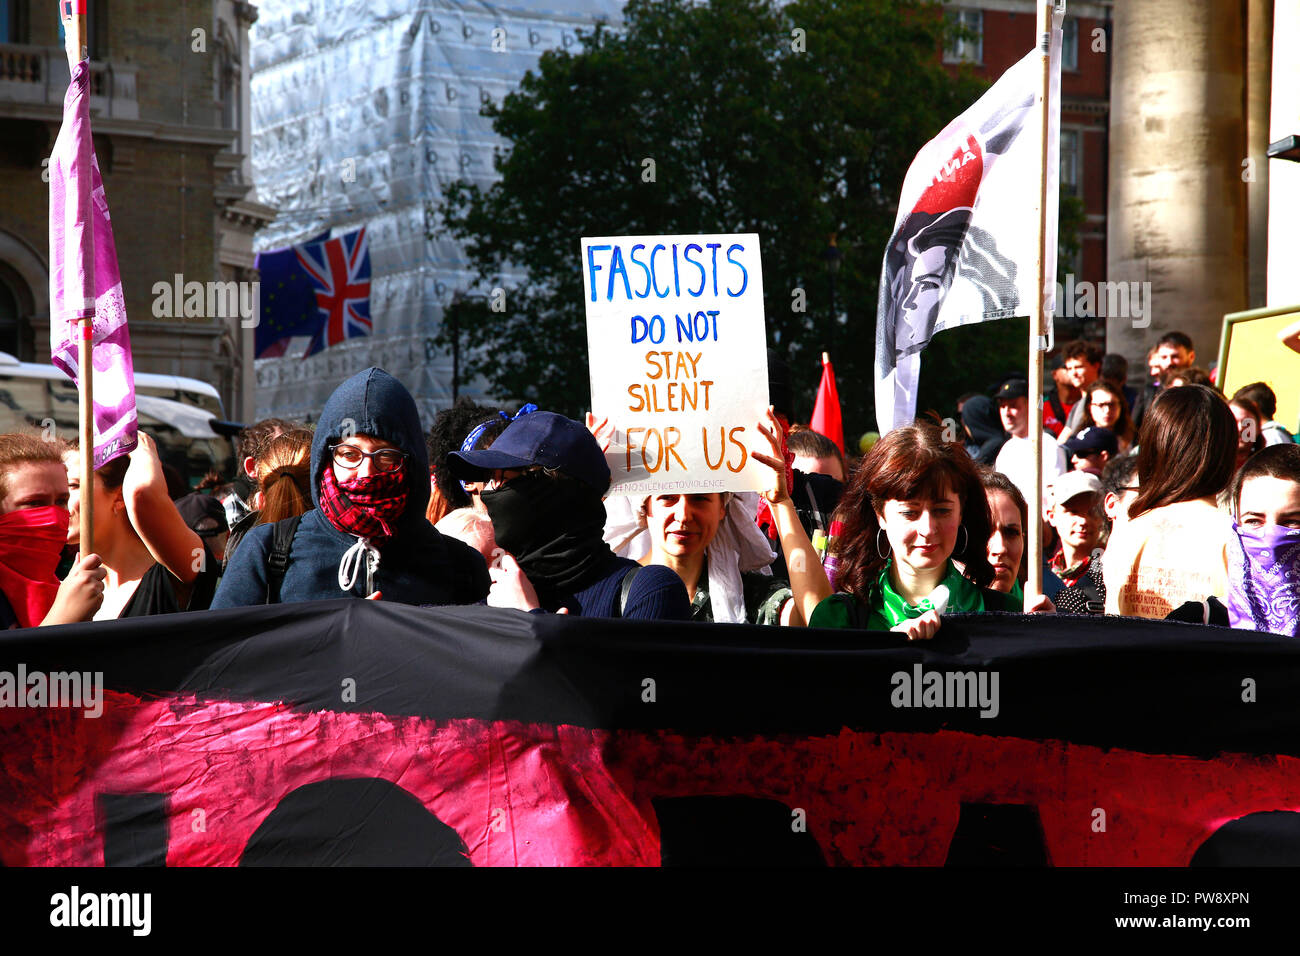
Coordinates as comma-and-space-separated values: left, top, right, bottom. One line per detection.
1227, 522, 1300, 636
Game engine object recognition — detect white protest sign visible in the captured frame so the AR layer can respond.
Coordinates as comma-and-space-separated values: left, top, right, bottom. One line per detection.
582, 233, 770, 497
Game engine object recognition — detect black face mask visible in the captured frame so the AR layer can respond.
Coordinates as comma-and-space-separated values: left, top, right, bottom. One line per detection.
481, 471, 613, 604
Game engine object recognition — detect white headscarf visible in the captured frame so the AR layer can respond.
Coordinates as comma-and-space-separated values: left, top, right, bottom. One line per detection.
602, 491, 776, 623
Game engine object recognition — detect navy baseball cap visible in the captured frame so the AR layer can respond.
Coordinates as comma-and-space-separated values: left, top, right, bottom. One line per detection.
448, 411, 610, 494
1063, 426, 1118, 458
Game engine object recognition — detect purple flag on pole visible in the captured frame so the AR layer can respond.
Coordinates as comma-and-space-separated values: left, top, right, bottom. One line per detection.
49, 60, 137, 469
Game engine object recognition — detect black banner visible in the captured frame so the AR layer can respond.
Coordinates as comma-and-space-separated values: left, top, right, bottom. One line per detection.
2, 602, 1298, 866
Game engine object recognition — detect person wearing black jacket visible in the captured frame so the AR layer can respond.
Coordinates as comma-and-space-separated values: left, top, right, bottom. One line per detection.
213, 368, 489, 608
449, 410, 690, 620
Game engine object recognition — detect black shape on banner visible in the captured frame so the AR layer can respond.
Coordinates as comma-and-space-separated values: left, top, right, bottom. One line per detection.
99, 792, 169, 867
239, 778, 472, 866
653, 796, 827, 867
944, 802, 1050, 866
1190, 811, 1300, 866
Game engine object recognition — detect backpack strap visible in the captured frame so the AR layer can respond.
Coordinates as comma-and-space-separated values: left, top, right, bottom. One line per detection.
616, 565, 644, 618
265, 514, 303, 605
1074, 568, 1104, 614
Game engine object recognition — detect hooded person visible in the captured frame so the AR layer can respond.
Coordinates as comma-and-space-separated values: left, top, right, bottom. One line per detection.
448, 411, 690, 619
960, 395, 1008, 465
212, 368, 490, 608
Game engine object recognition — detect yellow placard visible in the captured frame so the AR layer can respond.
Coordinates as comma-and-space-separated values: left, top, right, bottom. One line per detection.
1217, 306, 1300, 433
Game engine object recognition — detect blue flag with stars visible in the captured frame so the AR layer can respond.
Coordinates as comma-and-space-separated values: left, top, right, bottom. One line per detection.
253, 230, 330, 358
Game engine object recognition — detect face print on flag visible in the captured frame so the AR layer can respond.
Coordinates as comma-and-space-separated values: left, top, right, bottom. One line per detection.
874, 20, 1061, 437
881, 135, 1020, 361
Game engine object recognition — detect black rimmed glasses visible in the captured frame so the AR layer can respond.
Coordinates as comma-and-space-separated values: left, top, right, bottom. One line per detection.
330, 443, 407, 472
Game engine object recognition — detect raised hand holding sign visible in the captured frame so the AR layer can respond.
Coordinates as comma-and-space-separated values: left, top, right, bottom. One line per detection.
583, 234, 770, 497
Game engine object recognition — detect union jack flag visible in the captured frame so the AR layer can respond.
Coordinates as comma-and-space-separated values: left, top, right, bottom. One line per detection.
296, 226, 372, 357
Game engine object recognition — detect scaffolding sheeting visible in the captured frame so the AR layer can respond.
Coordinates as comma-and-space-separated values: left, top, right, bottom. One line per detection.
250, 0, 623, 423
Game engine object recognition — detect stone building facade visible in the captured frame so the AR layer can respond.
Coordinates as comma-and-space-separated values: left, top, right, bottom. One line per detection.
0, 0, 272, 421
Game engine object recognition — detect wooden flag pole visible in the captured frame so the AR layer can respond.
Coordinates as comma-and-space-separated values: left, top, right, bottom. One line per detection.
61, 0, 93, 557
1026, 0, 1055, 602
60, 0, 86, 64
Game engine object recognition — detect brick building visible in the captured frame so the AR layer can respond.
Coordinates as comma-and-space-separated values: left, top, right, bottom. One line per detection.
0, 0, 272, 421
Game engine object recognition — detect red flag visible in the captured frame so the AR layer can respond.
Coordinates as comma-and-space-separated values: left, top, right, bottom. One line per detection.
810, 352, 844, 454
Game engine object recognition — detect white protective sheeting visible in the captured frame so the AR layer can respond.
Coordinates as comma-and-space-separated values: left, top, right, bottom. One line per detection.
250, 0, 623, 424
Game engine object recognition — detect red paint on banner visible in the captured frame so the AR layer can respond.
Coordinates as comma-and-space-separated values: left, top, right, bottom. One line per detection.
2, 694, 1298, 866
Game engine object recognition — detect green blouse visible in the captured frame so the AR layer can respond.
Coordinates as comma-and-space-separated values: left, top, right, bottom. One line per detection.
809, 559, 1005, 630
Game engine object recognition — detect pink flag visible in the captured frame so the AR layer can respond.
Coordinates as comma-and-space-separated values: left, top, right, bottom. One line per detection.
49, 60, 137, 469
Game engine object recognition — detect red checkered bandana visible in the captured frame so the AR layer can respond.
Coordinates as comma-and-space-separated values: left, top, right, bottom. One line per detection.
318, 463, 408, 545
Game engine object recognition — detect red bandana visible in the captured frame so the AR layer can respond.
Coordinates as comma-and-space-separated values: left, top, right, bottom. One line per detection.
0, 506, 70, 628
318, 465, 407, 545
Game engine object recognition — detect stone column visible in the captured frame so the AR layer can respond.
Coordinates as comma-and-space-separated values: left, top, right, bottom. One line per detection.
1247, 0, 1272, 309
1268, 0, 1300, 307
1107, 0, 1248, 377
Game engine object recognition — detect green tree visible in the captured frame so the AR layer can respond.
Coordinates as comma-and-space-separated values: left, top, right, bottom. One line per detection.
435, 0, 990, 432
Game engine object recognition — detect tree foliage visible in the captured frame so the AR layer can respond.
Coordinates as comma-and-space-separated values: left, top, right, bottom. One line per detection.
435, 0, 992, 431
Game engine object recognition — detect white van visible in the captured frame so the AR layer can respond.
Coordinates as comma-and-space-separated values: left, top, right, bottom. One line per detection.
0, 352, 238, 486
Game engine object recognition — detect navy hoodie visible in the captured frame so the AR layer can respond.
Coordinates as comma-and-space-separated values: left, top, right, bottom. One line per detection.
212, 368, 490, 608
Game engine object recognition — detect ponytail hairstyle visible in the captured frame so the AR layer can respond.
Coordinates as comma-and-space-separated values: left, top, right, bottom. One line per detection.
254, 429, 313, 525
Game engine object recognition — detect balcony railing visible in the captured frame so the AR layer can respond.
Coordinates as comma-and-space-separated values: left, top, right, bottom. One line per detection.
0, 43, 138, 120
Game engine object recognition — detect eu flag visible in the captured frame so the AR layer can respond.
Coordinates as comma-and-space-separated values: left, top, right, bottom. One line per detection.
252, 229, 346, 358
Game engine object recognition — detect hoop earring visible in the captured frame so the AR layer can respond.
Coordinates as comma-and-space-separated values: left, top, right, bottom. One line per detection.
876, 528, 892, 559
956, 526, 968, 555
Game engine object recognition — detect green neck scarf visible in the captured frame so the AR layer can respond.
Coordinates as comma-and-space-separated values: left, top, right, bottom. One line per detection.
871, 559, 987, 629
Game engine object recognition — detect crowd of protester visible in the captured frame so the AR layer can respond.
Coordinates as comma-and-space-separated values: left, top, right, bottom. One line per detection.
1, 330, 1297, 640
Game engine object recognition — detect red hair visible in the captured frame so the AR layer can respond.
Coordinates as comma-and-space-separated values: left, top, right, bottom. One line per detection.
830, 419, 994, 597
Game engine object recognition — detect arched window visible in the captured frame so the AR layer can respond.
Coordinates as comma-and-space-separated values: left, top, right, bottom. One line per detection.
0, 263, 35, 361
